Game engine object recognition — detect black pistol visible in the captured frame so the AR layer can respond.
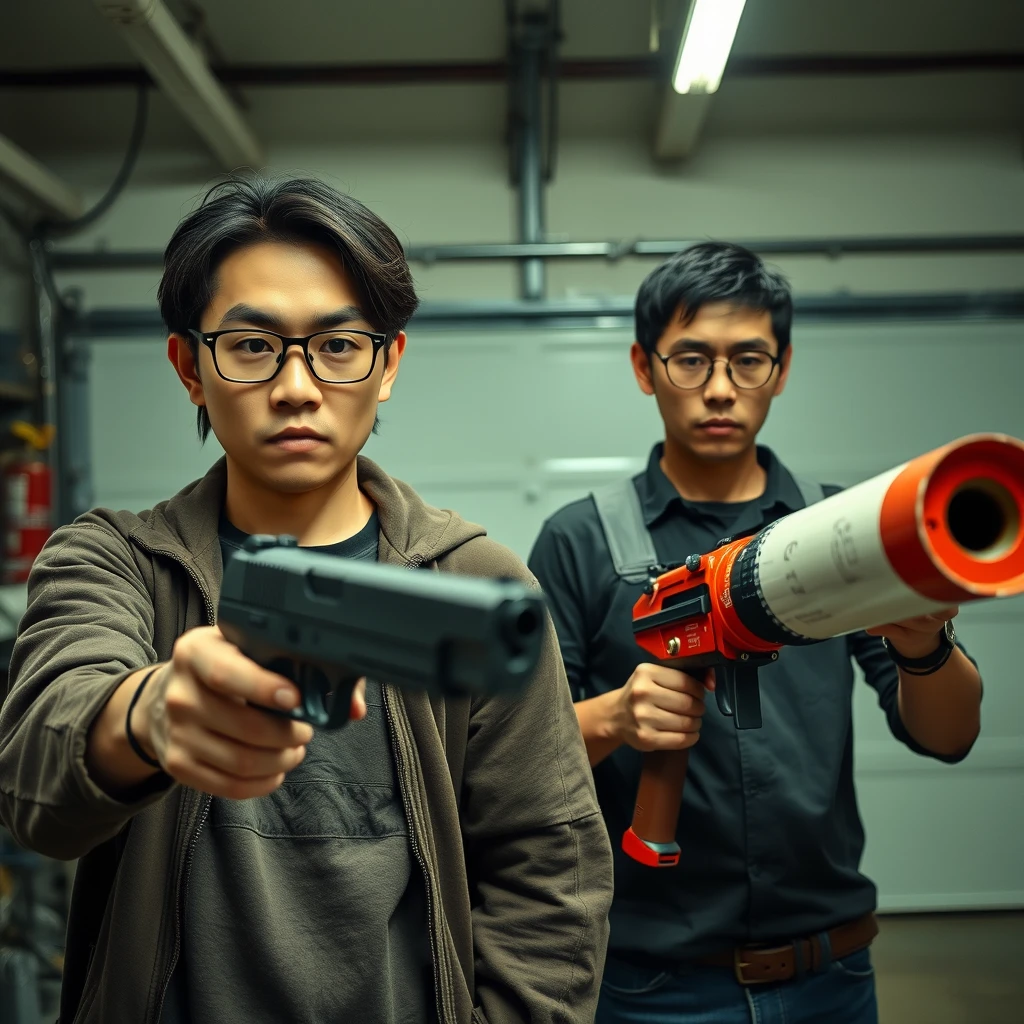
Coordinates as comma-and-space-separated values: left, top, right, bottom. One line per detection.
217, 535, 547, 728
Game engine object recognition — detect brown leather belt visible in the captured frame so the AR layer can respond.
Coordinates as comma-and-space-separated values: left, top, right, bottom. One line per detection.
697, 912, 879, 986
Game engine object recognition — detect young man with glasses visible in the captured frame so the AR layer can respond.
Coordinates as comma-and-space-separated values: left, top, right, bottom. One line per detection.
528, 242, 982, 1024
0, 175, 612, 1024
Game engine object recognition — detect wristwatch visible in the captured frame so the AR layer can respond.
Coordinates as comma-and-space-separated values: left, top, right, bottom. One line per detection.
881, 620, 956, 676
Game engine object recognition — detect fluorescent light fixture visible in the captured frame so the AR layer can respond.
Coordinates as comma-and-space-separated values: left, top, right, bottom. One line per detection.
672, 0, 748, 95
94, 0, 263, 169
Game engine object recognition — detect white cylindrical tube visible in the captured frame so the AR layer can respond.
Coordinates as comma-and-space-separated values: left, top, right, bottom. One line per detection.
741, 434, 1024, 641
755, 465, 944, 638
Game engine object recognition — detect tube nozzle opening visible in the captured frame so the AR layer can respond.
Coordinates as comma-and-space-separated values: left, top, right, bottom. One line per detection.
946, 479, 1021, 561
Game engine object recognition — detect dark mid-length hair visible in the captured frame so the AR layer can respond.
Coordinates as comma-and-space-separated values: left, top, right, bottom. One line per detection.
634, 240, 793, 358
158, 174, 419, 442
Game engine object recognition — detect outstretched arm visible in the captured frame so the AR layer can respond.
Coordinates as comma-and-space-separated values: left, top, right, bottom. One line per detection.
866, 607, 981, 757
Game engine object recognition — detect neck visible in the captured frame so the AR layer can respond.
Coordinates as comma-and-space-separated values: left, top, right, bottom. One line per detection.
660, 435, 766, 503
223, 458, 374, 545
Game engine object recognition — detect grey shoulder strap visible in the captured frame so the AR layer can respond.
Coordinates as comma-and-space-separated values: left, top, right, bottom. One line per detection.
590, 479, 658, 584
791, 474, 825, 508
592, 473, 824, 583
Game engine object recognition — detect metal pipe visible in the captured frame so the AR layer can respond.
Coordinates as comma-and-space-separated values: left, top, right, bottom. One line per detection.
633, 235, 1024, 257
27, 240, 62, 524
45, 234, 1024, 272
65, 291, 1024, 339
2, 52, 1022, 89
517, 21, 547, 301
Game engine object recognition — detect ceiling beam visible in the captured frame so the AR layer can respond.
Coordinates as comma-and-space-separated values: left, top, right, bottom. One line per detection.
93, 0, 263, 170
0, 134, 84, 221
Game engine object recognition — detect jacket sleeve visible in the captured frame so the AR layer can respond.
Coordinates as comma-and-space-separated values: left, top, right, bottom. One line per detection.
454, 539, 613, 1024
0, 519, 173, 860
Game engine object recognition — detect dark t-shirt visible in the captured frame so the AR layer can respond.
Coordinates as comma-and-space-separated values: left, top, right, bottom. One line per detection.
164, 511, 434, 1024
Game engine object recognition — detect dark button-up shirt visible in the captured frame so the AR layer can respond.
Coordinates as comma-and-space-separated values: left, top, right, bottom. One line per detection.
528, 443, 971, 963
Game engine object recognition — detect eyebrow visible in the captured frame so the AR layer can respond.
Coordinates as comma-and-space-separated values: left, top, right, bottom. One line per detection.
216, 303, 369, 332
666, 337, 773, 355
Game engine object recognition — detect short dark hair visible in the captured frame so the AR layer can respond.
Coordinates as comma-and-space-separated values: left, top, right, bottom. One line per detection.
634, 241, 792, 357
158, 174, 419, 442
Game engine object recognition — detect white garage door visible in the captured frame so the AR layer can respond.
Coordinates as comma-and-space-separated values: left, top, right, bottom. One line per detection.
86, 315, 1024, 911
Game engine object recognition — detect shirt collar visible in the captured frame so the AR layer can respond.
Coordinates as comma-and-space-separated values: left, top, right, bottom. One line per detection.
635, 442, 807, 528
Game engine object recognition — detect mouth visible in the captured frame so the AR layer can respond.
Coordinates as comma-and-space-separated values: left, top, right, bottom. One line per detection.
696, 419, 742, 436
267, 427, 329, 450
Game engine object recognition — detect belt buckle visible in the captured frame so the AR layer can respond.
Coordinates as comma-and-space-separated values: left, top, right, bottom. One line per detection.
733, 944, 786, 986
733, 948, 761, 986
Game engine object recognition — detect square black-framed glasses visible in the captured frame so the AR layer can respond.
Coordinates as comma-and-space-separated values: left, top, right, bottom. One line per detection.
188, 328, 388, 385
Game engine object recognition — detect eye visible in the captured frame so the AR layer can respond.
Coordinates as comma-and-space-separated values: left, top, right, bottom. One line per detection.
322, 336, 355, 354
671, 354, 707, 369
235, 336, 274, 354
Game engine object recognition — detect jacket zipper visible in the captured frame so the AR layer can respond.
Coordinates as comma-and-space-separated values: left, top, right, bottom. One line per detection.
153, 791, 212, 1022
383, 684, 449, 1024
139, 548, 217, 1024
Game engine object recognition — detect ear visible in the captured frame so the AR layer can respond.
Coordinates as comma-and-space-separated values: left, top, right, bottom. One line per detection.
630, 342, 656, 396
773, 345, 793, 398
377, 331, 407, 404
168, 334, 206, 409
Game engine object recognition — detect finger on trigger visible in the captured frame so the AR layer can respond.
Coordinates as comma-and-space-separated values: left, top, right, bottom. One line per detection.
197, 645, 301, 711
194, 685, 313, 749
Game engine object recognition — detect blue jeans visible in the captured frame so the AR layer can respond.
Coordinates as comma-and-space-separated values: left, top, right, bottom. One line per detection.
596, 946, 878, 1024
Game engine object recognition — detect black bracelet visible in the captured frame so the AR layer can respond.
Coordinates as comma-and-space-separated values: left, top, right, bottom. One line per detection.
126, 667, 162, 770
898, 644, 955, 676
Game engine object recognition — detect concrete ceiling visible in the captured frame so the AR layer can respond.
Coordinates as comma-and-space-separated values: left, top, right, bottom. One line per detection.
0, 0, 1021, 160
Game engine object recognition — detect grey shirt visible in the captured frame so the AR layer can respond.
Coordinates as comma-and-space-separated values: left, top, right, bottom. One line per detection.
528, 443, 978, 965
166, 511, 434, 1023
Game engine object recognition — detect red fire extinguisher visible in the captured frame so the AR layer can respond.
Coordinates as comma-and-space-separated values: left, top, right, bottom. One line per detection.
3, 421, 56, 585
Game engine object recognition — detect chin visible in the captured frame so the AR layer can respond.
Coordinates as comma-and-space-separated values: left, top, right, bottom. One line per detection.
263, 464, 343, 494
686, 435, 751, 462
228, 451, 340, 495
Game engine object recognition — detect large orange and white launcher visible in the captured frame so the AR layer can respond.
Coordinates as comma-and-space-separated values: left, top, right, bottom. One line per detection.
626, 433, 1024, 868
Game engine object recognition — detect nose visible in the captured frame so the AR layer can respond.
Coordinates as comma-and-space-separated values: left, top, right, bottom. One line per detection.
270, 347, 323, 409
702, 358, 736, 404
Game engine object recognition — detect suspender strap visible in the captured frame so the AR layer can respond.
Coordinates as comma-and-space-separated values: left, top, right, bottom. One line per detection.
591, 471, 825, 584
792, 474, 825, 508
590, 479, 658, 584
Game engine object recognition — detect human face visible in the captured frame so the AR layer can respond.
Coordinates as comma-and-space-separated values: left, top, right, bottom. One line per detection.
630, 301, 790, 462
169, 239, 404, 494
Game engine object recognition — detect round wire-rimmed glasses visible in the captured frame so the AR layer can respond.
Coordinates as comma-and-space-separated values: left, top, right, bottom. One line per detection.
652, 350, 781, 390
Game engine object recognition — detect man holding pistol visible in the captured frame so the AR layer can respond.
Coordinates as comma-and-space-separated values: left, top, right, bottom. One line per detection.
0, 175, 613, 1024
528, 242, 982, 1024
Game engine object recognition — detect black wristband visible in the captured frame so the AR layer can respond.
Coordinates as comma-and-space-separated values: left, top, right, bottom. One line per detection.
126, 667, 162, 770
897, 644, 955, 676
882, 622, 956, 677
